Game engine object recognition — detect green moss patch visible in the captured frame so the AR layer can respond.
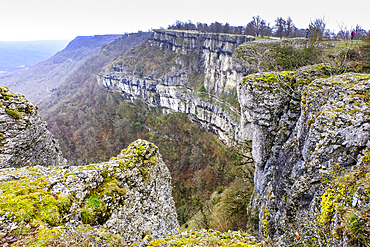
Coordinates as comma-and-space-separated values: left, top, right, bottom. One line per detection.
317, 159, 370, 245
81, 196, 107, 225
136, 229, 260, 247
5, 108, 23, 119
0, 175, 68, 226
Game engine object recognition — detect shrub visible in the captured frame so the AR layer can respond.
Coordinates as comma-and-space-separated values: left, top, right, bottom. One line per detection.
265, 44, 321, 71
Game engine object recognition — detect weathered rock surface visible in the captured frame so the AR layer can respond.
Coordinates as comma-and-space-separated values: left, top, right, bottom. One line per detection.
0, 139, 179, 242
0, 86, 66, 168
99, 30, 254, 144
238, 64, 370, 236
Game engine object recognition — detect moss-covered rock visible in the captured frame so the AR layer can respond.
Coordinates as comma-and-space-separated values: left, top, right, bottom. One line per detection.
0, 139, 179, 245
137, 228, 261, 246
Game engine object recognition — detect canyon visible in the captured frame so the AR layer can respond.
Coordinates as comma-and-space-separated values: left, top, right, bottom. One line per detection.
1, 29, 370, 245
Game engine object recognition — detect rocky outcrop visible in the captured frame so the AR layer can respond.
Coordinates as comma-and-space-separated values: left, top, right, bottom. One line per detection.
0, 86, 66, 168
0, 139, 179, 243
237, 64, 370, 237
99, 30, 254, 145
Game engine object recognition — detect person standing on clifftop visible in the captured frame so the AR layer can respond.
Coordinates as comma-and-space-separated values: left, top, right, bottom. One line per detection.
351, 30, 356, 40
306, 28, 310, 38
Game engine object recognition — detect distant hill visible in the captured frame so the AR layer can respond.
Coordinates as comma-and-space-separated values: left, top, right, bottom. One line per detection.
0, 40, 70, 72
0, 35, 122, 104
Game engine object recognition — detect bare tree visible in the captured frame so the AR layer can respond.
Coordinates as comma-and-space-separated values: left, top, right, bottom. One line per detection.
274, 17, 286, 38
246, 16, 268, 37
309, 17, 326, 41
355, 24, 368, 39
285, 17, 295, 37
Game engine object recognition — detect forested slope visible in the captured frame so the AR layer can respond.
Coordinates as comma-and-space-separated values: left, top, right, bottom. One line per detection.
38, 32, 247, 226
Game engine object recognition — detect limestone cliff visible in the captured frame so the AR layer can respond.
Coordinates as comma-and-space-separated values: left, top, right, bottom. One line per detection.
149, 30, 253, 95
0, 86, 66, 168
237, 64, 370, 237
0, 139, 179, 245
99, 30, 254, 145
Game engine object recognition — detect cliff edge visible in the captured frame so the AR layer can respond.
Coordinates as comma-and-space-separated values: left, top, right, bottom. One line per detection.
238, 64, 370, 239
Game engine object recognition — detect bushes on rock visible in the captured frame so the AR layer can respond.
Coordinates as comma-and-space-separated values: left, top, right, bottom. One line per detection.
265, 44, 321, 71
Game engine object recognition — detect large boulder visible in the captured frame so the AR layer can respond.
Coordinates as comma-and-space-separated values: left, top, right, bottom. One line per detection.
0, 139, 179, 244
0, 86, 66, 168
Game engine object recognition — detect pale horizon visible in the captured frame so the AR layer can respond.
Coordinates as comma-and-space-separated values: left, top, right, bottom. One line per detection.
0, 0, 369, 42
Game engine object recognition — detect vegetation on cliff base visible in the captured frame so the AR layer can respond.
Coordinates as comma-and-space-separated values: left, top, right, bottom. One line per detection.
184, 170, 256, 233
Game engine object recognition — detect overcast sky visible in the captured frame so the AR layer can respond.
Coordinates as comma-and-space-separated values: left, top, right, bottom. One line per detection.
0, 0, 369, 41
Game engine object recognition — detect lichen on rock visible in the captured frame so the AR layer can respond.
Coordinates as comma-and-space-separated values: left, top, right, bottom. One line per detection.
238, 64, 370, 238
0, 86, 67, 168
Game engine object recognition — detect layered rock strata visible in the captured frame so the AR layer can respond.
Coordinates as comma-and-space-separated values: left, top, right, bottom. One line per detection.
101, 75, 245, 145
0, 86, 66, 168
150, 30, 254, 95
99, 30, 255, 144
0, 139, 179, 242
238, 64, 370, 236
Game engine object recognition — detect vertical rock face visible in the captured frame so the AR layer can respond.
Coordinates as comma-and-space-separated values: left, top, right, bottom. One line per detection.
0, 86, 66, 168
101, 74, 243, 145
99, 30, 254, 145
150, 30, 254, 95
238, 65, 370, 236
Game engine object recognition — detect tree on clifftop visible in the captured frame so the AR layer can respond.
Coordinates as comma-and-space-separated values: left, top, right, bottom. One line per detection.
246, 16, 270, 37
309, 17, 326, 41
274, 17, 286, 38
